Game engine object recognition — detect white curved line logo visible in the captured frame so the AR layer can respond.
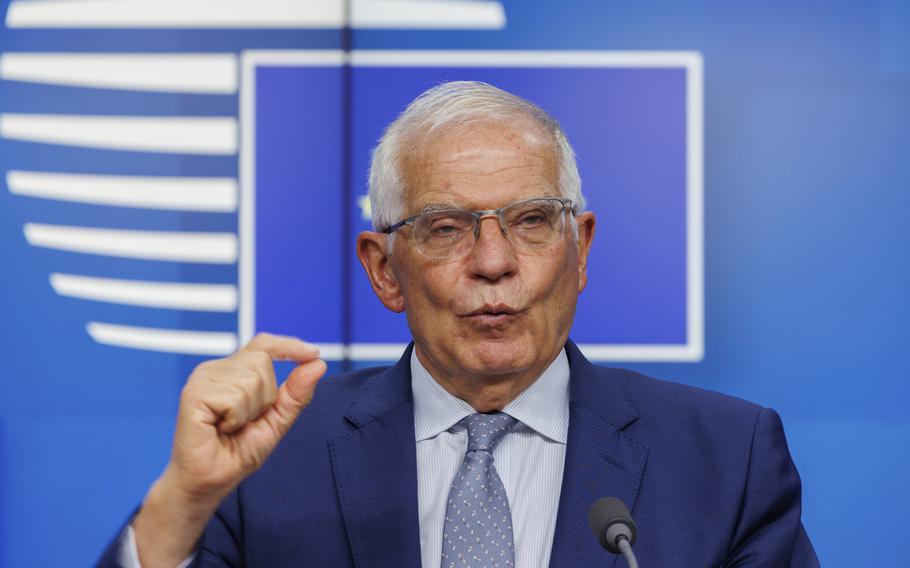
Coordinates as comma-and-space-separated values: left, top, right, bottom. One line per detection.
5, 0, 506, 29
2, 1, 507, 357
8, 171, 238, 212
0, 53, 238, 93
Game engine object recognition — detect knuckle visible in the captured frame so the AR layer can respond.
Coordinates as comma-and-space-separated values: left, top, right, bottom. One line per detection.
263, 383, 278, 405
251, 350, 272, 370
240, 450, 266, 472
250, 332, 274, 346
220, 400, 247, 428
191, 358, 218, 377
240, 367, 264, 390
188, 358, 232, 386
235, 385, 254, 412
236, 349, 272, 374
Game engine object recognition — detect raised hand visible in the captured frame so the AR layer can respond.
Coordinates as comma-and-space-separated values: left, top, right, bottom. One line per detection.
133, 333, 327, 568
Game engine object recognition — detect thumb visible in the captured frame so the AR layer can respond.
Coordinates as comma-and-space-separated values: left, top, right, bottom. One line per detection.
268, 358, 327, 434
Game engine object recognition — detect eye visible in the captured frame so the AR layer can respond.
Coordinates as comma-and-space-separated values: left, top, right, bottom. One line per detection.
515, 210, 548, 227
423, 214, 471, 238
431, 223, 460, 235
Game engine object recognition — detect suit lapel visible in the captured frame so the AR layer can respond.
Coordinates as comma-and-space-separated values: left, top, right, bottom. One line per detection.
327, 341, 647, 567
330, 346, 422, 568
548, 342, 649, 568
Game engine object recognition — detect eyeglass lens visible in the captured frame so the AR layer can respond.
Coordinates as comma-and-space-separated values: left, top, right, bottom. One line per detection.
412, 199, 567, 259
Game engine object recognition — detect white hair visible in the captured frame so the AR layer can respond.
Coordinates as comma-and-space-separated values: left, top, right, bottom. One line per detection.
367, 81, 585, 233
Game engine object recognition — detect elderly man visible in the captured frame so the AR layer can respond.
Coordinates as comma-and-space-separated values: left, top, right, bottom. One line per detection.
99, 82, 817, 567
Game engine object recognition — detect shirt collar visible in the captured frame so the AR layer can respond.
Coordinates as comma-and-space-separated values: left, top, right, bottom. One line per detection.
411, 347, 570, 445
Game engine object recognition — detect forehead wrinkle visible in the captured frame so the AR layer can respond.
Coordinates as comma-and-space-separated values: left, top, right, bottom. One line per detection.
422, 153, 557, 196
441, 159, 548, 178
424, 124, 555, 169
401, 122, 560, 216
436, 134, 554, 164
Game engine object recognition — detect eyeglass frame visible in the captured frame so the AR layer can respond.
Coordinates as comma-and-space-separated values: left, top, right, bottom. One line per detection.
380, 196, 577, 258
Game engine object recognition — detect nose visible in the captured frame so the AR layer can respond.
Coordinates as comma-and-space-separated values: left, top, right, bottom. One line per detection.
465, 216, 518, 281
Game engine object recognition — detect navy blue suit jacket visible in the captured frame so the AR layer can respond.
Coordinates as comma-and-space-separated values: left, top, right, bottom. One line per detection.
99, 341, 818, 567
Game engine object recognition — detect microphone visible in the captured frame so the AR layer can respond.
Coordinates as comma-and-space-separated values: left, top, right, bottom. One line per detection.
588, 497, 640, 568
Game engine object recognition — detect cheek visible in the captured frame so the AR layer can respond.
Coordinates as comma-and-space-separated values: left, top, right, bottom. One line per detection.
398, 262, 464, 313
535, 252, 580, 314
529, 246, 574, 291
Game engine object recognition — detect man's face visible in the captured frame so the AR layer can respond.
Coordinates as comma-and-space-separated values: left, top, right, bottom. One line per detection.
360, 120, 595, 386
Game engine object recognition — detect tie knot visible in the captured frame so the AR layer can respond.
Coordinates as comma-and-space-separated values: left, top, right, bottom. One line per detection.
461, 412, 516, 453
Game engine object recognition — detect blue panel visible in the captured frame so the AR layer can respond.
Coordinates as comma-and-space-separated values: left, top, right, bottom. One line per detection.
879, 0, 910, 75
2, 416, 174, 568
254, 66, 345, 342
348, 65, 688, 345
0, 419, 4, 567
787, 422, 910, 566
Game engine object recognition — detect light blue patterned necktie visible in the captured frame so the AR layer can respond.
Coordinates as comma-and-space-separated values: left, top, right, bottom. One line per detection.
441, 412, 518, 568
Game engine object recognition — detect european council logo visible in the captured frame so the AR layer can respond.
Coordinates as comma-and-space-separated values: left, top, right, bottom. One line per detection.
0, 0, 702, 366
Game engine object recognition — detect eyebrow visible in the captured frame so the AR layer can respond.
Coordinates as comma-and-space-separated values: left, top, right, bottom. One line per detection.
419, 202, 463, 214
417, 193, 559, 215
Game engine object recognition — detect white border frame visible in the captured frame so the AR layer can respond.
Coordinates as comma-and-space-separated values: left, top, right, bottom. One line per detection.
240, 49, 704, 362
239, 50, 347, 359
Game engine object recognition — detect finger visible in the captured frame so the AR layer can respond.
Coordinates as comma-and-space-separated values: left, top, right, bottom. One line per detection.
264, 358, 327, 436
260, 366, 278, 410
242, 333, 320, 363
199, 382, 254, 435
232, 349, 276, 382
183, 355, 275, 432
229, 351, 277, 414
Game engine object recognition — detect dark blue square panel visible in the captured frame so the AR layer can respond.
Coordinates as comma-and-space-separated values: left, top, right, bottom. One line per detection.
243, 60, 346, 350
347, 53, 701, 361
245, 51, 701, 362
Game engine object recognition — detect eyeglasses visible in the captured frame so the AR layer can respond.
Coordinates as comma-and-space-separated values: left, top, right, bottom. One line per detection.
382, 197, 575, 260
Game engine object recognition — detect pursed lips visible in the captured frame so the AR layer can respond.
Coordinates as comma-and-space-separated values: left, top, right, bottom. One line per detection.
461, 304, 522, 326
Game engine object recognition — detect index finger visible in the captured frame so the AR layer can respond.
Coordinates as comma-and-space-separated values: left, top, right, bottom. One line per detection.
240, 332, 320, 362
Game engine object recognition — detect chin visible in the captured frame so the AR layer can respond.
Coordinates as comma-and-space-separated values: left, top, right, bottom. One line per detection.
461, 337, 536, 376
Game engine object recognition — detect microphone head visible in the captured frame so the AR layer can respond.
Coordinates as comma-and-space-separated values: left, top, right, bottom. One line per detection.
588, 497, 637, 554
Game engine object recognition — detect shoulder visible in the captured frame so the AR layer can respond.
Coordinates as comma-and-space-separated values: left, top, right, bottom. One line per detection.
566, 347, 811, 563
566, 342, 763, 431
578, 363, 768, 451
603, 365, 762, 418
315, 363, 393, 393
294, 363, 395, 426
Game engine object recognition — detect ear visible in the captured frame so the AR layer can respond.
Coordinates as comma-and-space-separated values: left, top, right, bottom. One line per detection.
356, 231, 405, 313
574, 211, 596, 293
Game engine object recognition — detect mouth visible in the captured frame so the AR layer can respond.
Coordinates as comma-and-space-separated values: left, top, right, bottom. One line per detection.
462, 304, 521, 326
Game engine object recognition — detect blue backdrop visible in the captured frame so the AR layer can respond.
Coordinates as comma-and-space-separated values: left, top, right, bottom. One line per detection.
1, 1, 908, 566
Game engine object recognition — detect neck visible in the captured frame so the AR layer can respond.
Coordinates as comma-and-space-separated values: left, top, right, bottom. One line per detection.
414, 345, 560, 413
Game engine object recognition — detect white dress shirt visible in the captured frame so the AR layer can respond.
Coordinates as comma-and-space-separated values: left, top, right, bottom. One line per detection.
122, 348, 570, 568
412, 348, 570, 568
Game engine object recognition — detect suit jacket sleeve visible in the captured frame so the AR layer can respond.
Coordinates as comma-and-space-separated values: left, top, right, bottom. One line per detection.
189, 489, 243, 567
725, 408, 819, 567
89, 490, 243, 568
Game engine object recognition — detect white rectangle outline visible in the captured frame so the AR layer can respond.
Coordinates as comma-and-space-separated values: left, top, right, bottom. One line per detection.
239, 50, 344, 351
240, 50, 704, 363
